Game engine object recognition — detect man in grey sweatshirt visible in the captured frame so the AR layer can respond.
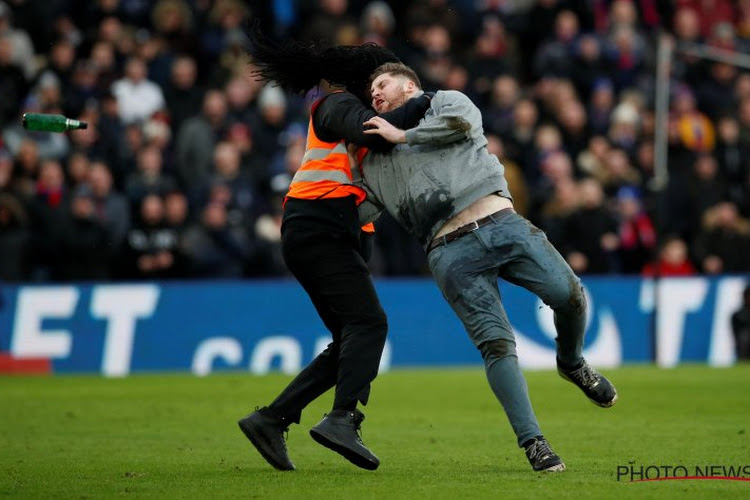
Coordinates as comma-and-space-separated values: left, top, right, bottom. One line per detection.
359, 63, 617, 472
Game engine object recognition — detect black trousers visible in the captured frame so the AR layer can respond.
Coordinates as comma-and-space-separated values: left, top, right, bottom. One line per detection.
268, 220, 388, 424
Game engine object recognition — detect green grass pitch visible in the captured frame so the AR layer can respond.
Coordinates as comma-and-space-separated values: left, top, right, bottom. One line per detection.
2, 365, 749, 499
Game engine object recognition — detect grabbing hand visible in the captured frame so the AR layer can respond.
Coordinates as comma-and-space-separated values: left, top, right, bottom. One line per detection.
363, 117, 407, 144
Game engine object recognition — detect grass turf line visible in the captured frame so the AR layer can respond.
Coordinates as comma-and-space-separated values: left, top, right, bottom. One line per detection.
1, 365, 749, 499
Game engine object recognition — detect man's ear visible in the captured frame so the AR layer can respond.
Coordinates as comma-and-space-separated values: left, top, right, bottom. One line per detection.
405, 79, 416, 93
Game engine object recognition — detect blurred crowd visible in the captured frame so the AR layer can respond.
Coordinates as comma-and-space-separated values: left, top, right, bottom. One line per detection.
1, 0, 750, 282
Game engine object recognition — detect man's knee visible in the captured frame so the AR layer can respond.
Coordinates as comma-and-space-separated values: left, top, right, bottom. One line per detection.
479, 338, 517, 363
356, 309, 388, 341
372, 313, 388, 340
566, 280, 586, 315
548, 275, 586, 315
369, 305, 388, 331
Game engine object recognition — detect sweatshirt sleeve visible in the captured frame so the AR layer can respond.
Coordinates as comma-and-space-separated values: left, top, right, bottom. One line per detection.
404, 91, 481, 146
315, 92, 431, 153
358, 192, 385, 224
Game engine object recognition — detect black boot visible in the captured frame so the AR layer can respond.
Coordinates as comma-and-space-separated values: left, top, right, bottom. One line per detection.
309, 409, 379, 470
238, 407, 295, 471
557, 358, 617, 408
523, 437, 566, 472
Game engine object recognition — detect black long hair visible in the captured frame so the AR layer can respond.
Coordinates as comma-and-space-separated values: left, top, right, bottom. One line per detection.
246, 25, 400, 102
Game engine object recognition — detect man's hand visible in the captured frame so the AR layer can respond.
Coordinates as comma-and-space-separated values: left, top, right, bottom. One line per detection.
363, 117, 407, 144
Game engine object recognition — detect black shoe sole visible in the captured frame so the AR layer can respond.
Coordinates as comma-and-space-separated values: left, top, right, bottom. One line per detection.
238, 419, 295, 471
309, 428, 379, 471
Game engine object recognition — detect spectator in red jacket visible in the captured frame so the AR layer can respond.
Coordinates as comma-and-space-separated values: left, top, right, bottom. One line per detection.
642, 234, 697, 276
615, 186, 656, 273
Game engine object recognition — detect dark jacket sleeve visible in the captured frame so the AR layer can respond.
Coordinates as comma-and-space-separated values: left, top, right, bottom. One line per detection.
314, 92, 431, 153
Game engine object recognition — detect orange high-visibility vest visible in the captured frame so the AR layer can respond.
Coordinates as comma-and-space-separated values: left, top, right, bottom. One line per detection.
286, 95, 367, 204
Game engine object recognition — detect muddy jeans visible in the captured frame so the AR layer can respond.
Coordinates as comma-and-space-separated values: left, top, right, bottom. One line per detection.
427, 209, 585, 357
426, 209, 586, 445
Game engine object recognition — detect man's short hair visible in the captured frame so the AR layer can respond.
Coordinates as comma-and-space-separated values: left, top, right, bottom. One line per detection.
370, 62, 422, 91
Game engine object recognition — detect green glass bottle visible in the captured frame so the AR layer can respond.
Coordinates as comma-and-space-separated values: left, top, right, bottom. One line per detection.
22, 113, 88, 132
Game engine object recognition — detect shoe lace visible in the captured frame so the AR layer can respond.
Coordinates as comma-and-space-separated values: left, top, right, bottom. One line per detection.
278, 418, 291, 440
527, 439, 553, 461
571, 362, 600, 388
257, 406, 290, 446
351, 412, 365, 442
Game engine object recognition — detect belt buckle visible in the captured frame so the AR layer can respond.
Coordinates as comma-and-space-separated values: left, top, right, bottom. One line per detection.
466, 220, 480, 232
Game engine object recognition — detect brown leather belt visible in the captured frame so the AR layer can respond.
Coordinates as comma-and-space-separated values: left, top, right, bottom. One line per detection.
426, 207, 514, 254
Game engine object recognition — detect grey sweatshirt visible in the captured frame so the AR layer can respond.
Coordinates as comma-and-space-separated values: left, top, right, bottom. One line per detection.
359, 90, 512, 247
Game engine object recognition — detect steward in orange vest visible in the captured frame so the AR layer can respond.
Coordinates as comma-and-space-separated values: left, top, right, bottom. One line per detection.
282, 88, 430, 250
237, 30, 430, 472
287, 93, 367, 204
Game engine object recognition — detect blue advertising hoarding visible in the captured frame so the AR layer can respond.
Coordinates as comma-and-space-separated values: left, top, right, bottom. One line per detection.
0, 276, 745, 375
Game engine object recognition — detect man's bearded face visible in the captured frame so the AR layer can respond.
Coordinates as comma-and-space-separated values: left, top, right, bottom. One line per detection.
370, 73, 409, 113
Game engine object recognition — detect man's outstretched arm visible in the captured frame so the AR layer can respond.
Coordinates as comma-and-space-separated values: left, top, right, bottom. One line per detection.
364, 91, 481, 146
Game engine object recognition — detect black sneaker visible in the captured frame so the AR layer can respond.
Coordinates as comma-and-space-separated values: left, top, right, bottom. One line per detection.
238, 407, 295, 471
309, 409, 380, 470
557, 358, 617, 408
524, 437, 566, 472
